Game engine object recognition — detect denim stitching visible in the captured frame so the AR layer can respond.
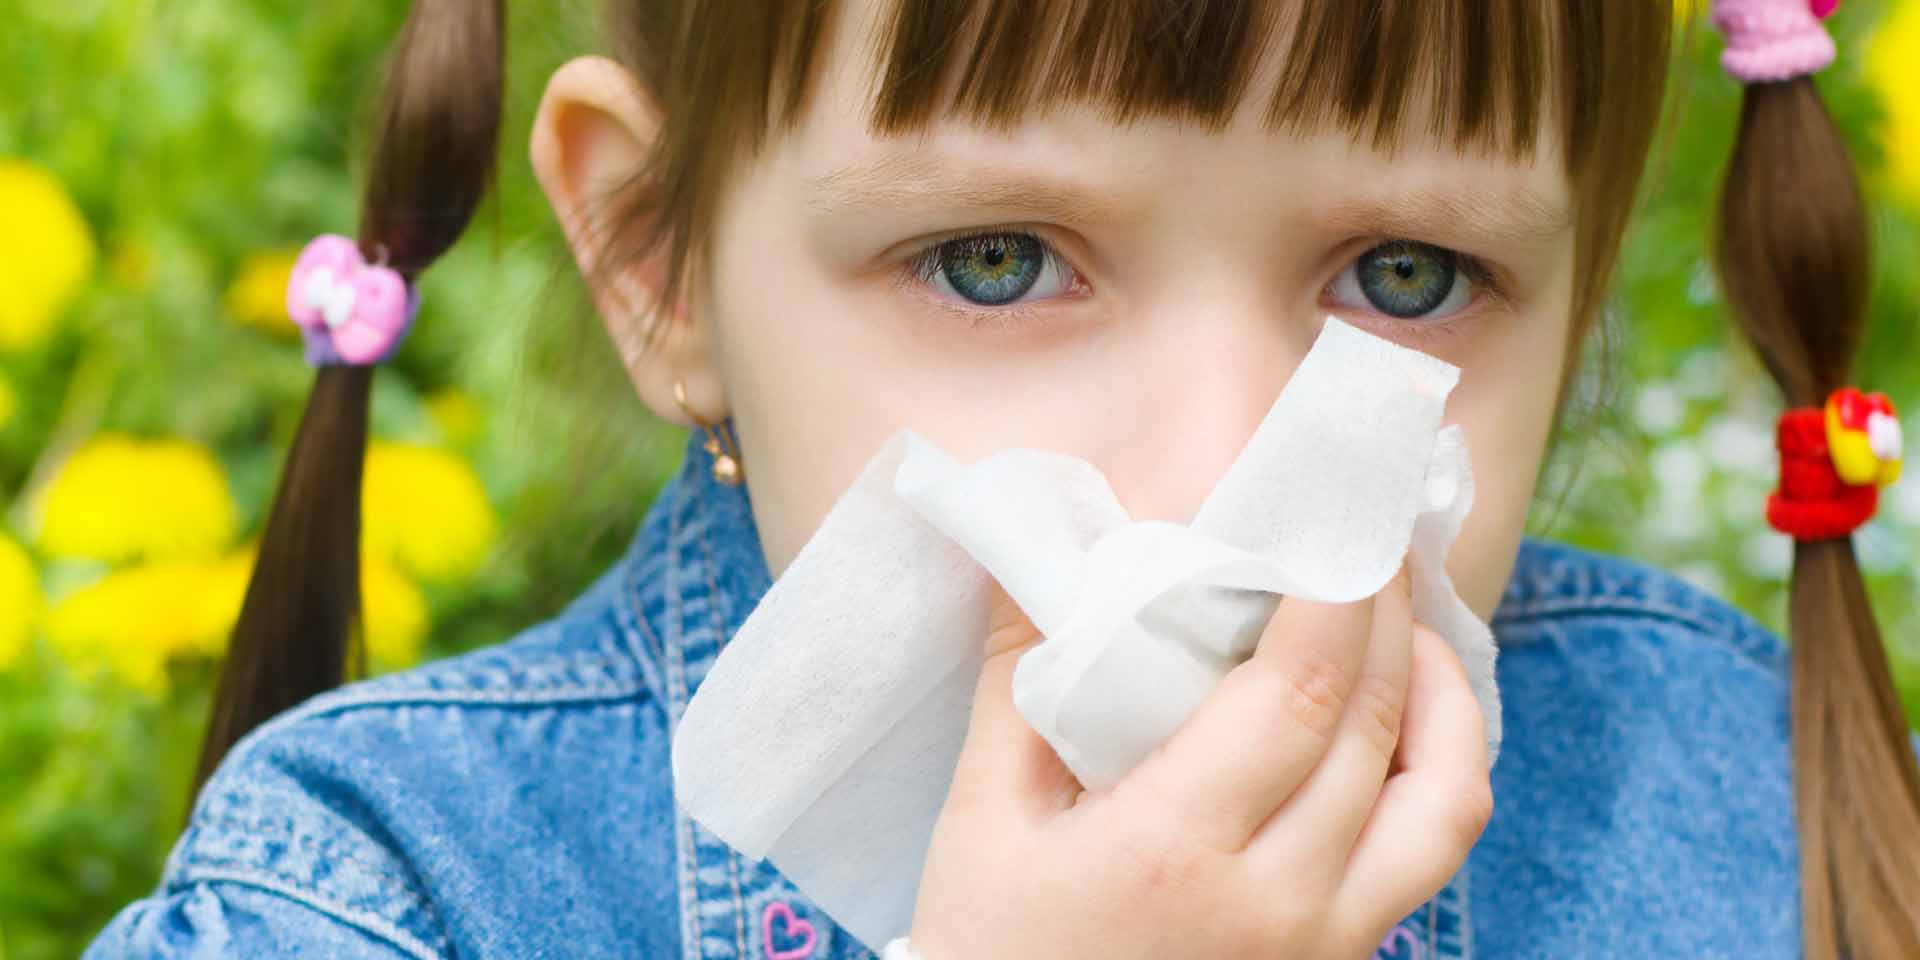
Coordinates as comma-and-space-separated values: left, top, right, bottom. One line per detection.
1494, 541, 1776, 635
1496, 600, 1780, 657
622, 579, 675, 718
675, 465, 749, 958
616, 457, 684, 710
220, 637, 647, 731
1496, 601, 1719, 635
1456, 857, 1473, 959
676, 509, 724, 957
267, 686, 649, 715
727, 837, 748, 957
662, 469, 706, 960
181, 870, 445, 960
308, 627, 643, 689
1426, 899, 1437, 958
1417, 862, 1471, 960
693, 508, 753, 958
676, 774, 701, 960
618, 537, 672, 708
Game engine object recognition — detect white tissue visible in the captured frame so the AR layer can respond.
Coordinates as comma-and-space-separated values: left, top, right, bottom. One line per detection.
671, 317, 1500, 950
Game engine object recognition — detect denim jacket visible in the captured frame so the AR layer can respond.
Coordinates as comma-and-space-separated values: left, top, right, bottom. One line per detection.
84, 426, 1854, 959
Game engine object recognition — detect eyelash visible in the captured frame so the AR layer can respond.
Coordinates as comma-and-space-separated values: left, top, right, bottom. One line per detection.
894, 227, 1509, 337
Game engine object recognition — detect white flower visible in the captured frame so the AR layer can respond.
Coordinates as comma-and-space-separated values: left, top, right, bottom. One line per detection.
1703, 414, 1777, 479
1739, 530, 1794, 581
1651, 440, 1709, 503
1636, 382, 1688, 435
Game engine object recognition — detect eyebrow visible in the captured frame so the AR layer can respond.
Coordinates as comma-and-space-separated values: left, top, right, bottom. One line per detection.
803, 153, 1145, 225
1318, 184, 1573, 247
804, 153, 1572, 246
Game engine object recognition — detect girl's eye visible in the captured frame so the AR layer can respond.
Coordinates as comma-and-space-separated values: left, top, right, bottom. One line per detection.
1327, 240, 1490, 321
905, 230, 1077, 308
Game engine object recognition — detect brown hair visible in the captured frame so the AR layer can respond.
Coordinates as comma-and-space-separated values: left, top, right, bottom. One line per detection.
1713, 75, 1920, 957
190, 0, 504, 795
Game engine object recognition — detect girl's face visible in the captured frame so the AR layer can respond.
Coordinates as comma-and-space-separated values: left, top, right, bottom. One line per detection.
535, 0, 1578, 621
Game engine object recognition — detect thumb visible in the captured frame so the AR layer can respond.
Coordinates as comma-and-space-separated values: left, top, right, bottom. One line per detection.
948, 578, 1081, 818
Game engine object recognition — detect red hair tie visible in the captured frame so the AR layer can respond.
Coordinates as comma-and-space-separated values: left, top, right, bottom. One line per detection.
1766, 388, 1903, 541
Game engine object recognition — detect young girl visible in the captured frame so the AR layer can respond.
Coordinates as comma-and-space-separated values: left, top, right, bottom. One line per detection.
83, 0, 1920, 957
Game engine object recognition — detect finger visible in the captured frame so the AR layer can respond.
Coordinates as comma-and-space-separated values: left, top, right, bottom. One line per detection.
1246, 566, 1413, 879
947, 579, 1082, 822
1119, 591, 1374, 853
1335, 623, 1493, 926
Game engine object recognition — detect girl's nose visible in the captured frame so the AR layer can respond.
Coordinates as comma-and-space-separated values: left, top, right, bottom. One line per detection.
1101, 308, 1315, 525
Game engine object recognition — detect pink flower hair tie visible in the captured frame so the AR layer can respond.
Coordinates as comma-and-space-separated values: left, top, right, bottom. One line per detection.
285, 234, 419, 367
1711, 0, 1839, 84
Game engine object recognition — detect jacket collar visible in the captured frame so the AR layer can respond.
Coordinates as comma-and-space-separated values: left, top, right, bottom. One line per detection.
618, 424, 1475, 959
617, 425, 771, 724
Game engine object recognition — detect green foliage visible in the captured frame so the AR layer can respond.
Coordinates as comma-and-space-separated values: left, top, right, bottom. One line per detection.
0, 1, 676, 955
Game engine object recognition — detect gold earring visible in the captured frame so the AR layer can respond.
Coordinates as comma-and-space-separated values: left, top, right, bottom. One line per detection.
672, 378, 743, 486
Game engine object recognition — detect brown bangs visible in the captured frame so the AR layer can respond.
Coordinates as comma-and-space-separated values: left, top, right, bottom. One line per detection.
860, 1, 1551, 158
605, 0, 1672, 352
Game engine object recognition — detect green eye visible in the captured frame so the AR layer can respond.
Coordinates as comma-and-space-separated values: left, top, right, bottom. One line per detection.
938, 233, 1044, 305
1357, 241, 1456, 317
909, 230, 1074, 309
1331, 240, 1482, 320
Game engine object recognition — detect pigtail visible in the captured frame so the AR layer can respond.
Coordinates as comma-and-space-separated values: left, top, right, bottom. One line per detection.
190, 0, 505, 800
1712, 77, 1920, 958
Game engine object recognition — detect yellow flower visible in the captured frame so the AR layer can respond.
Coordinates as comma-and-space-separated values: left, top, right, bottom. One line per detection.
1869, 0, 1920, 208
0, 160, 96, 351
225, 249, 302, 337
0, 533, 39, 671
37, 433, 237, 563
361, 551, 427, 670
363, 441, 496, 583
425, 388, 484, 447
0, 372, 16, 430
41, 540, 428, 691
44, 555, 248, 696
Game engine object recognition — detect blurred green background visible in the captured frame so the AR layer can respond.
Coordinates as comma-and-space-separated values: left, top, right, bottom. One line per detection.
2, 1, 1918, 957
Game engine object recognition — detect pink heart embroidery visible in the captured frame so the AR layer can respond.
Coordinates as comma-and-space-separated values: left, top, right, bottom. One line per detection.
286, 234, 416, 365
1373, 922, 1424, 960
761, 900, 818, 960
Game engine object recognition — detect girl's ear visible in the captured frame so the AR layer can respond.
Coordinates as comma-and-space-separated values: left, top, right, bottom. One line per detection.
531, 55, 726, 428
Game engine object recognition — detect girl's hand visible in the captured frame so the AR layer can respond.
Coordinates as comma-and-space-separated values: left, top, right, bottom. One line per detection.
906, 568, 1492, 960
